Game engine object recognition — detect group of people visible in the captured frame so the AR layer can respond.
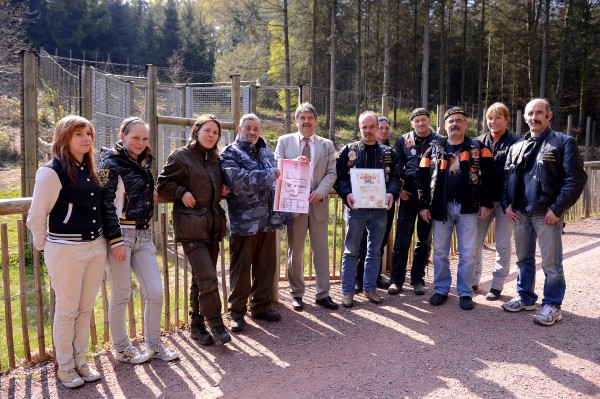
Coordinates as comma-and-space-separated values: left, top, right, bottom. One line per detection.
26, 98, 587, 389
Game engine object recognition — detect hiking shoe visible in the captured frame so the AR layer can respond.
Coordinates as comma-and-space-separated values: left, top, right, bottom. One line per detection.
148, 341, 180, 362
76, 364, 101, 382
57, 368, 84, 388
376, 276, 391, 289
388, 283, 402, 295
229, 316, 245, 332
190, 323, 215, 346
364, 290, 383, 304
251, 307, 281, 322
115, 344, 150, 364
429, 293, 448, 306
209, 325, 232, 345
534, 304, 563, 326
485, 289, 502, 301
459, 296, 475, 310
342, 294, 354, 308
502, 296, 536, 312
413, 284, 426, 296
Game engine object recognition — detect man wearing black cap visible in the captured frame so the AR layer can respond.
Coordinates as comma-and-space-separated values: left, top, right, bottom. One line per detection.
388, 108, 442, 296
417, 107, 494, 310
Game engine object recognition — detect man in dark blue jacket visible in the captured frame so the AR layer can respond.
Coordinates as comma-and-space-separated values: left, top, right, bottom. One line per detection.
335, 111, 401, 308
501, 98, 587, 326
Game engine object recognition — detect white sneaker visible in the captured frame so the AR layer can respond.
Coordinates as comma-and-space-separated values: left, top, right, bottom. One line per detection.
76, 363, 101, 382
147, 341, 180, 362
534, 304, 563, 326
501, 296, 536, 312
57, 368, 84, 388
115, 344, 150, 364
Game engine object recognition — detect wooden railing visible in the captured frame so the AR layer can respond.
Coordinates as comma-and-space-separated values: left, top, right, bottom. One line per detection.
0, 163, 598, 371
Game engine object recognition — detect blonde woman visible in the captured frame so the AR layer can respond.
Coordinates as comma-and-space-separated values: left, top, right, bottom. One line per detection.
27, 115, 106, 388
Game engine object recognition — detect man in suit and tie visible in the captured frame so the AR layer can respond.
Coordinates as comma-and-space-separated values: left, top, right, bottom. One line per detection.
275, 102, 339, 311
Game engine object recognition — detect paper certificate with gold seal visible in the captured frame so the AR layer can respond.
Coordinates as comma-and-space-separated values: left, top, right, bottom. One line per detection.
273, 159, 311, 214
350, 168, 387, 209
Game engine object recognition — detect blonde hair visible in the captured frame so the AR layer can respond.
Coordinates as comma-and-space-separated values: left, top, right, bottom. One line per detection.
486, 102, 509, 120
51, 115, 100, 186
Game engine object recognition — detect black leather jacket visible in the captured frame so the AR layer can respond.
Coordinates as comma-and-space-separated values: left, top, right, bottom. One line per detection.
334, 140, 402, 208
394, 129, 442, 194
418, 136, 494, 221
99, 143, 154, 247
476, 130, 522, 202
502, 127, 587, 217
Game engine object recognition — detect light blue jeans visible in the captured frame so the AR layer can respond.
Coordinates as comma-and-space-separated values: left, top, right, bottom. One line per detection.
341, 208, 387, 295
513, 210, 565, 307
106, 229, 163, 350
432, 202, 478, 297
473, 201, 514, 290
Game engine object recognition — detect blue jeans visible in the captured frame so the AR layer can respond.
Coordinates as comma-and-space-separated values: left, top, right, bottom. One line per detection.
432, 202, 478, 297
341, 208, 387, 295
513, 210, 565, 307
473, 201, 514, 290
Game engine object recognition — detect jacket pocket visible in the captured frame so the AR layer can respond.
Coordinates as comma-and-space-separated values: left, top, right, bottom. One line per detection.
177, 207, 209, 242
62, 203, 73, 224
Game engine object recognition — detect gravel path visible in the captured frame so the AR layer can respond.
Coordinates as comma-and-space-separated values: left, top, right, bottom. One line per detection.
2, 216, 600, 399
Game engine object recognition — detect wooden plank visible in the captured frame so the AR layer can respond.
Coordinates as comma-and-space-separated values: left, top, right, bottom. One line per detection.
332, 196, 338, 278
2, 224, 16, 369
21, 51, 38, 198
89, 308, 97, 346
0, 198, 32, 216
100, 275, 109, 343
140, 290, 145, 336
32, 249, 46, 359
174, 240, 180, 329
17, 223, 31, 362
160, 212, 170, 331
183, 254, 189, 326
220, 239, 230, 310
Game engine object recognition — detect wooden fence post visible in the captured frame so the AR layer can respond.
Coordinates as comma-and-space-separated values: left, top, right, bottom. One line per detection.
17, 223, 31, 363
231, 74, 241, 139
161, 212, 170, 331
2, 224, 16, 369
33, 249, 46, 360
20, 50, 38, 198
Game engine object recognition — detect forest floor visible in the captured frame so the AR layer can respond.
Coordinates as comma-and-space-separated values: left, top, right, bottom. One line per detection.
1, 216, 600, 399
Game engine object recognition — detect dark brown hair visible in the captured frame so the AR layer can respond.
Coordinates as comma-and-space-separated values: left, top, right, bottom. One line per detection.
190, 114, 221, 152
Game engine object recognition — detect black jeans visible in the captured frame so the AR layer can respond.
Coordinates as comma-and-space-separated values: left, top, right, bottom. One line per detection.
228, 231, 277, 317
356, 203, 396, 285
390, 194, 433, 286
182, 240, 224, 328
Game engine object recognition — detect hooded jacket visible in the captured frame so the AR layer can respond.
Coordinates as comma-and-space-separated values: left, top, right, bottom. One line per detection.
157, 140, 227, 243
99, 142, 154, 248
220, 136, 290, 235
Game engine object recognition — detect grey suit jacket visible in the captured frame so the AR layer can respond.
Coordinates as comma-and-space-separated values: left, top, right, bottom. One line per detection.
275, 132, 337, 221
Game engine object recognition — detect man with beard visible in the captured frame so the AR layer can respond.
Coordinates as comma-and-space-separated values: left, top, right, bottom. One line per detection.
418, 107, 494, 310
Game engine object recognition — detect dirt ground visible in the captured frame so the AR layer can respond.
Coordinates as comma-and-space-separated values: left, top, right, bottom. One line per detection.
2, 216, 600, 399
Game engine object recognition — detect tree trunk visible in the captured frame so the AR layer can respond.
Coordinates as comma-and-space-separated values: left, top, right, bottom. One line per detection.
382, 0, 391, 116
310, 0, 318, 103
421, 0, 430, 109
438, 0, 446, 107
476, 0, 485, 134
329, 0, 337, 143
460, 0, 467, 104
554, 0, 573, 129
539, 0, 550, 98
283, 0, 291, 134
526, 0, 541, 98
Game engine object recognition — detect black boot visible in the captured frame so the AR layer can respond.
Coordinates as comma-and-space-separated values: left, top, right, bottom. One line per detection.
190, 323, 214, 346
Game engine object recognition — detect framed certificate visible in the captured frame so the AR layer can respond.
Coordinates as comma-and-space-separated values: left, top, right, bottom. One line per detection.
273, 159, 311, 213
350, 168, 387, 209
